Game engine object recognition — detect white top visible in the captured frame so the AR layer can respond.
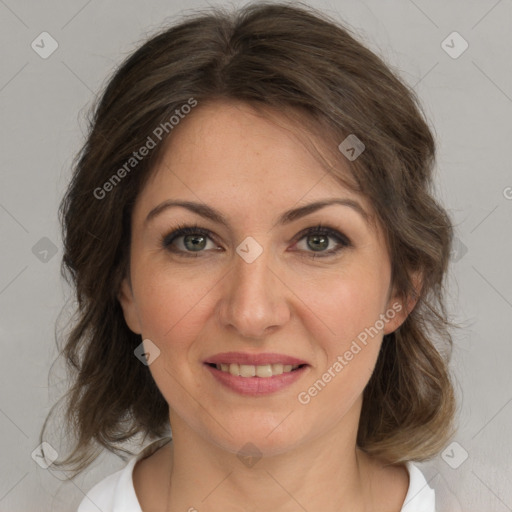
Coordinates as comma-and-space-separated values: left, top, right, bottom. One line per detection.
77, 439, 436, 512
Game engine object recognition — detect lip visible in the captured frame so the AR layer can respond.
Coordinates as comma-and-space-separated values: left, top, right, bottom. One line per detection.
204, 363, 309, 396
204, 352, 308, 366
203, 352, 310, 396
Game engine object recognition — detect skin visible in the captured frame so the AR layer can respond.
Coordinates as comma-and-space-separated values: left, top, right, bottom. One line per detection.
118, 100, 418, 512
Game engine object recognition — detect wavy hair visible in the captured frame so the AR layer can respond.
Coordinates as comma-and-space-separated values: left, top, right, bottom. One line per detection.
40, 1, 458, 477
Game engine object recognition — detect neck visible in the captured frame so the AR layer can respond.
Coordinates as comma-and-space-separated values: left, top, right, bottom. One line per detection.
163, 400, 379, 512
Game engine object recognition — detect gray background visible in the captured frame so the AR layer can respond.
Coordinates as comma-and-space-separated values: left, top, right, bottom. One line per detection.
0, 0, 511, 510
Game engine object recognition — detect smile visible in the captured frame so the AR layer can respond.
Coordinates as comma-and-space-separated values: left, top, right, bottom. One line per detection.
209, 363, 304, 378
203, 352, 309, 395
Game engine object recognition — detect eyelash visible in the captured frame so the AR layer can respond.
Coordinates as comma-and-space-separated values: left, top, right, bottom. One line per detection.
160, 223, 351, 259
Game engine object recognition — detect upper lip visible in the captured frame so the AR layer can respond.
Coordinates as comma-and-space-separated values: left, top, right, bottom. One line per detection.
205, 352, 308, 366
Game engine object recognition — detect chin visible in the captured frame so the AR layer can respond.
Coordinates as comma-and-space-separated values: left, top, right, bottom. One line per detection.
201, 413, 312, 458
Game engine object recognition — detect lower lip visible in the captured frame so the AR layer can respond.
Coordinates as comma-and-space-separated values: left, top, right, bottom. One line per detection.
204, 364, 309, 396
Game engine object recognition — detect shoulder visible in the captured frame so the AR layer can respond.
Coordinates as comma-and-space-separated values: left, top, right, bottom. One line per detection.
76, 437, 171, 512
76, 467, 121, 511
76, 458, 139, 512
400, 461, 436, 512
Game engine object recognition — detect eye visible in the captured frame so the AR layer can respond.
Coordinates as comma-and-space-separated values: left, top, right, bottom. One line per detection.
292, 224, 351, 258
160, 223, 351, 258
160, 223, 219, 257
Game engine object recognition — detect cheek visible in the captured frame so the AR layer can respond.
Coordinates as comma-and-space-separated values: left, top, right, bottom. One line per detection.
131, 268, 211, 408
299, 267, 389, 350
133, 264, 210, 343
133, 254, 390, 355
296, 267, 389, 400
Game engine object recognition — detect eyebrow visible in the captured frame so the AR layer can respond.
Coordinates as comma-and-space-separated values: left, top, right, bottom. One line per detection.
144, 198, 369, 228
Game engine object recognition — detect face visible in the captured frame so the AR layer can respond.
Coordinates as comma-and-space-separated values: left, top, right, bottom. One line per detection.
119, 101, 410, 457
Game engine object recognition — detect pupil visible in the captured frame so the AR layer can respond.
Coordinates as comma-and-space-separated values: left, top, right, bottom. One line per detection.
183, 234, 328, 252
308, 234, 328, 251
185, 235, 206, 251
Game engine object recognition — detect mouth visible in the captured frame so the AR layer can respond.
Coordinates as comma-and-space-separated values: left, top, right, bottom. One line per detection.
203, 352, 310, 395
205, 362, 307, 378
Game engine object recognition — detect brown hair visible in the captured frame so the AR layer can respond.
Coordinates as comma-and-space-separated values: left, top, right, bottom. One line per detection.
40, 1, 458, 477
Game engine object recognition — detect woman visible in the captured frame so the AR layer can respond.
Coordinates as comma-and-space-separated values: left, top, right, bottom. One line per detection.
40, 3, 457, 511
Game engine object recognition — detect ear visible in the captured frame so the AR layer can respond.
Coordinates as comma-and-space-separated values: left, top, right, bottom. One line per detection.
383, 270, 423, 335
118, 276, 142, 335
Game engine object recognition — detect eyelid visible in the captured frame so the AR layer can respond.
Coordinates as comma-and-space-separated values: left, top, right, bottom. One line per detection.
160, 223, 212, 247
292, 224, 351, 246
160, 222, 352, 257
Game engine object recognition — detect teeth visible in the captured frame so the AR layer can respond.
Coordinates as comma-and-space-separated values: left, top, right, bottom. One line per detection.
215, 363, 301, 377
272, 363, 284, 375
240, 364, 256, 377
256, 365, 273, 378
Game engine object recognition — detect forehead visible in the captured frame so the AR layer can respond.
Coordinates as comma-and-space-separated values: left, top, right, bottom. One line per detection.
143, 101, 359, 200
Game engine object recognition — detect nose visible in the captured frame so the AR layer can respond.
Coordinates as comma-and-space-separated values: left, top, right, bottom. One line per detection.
217, 245, 291, 339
